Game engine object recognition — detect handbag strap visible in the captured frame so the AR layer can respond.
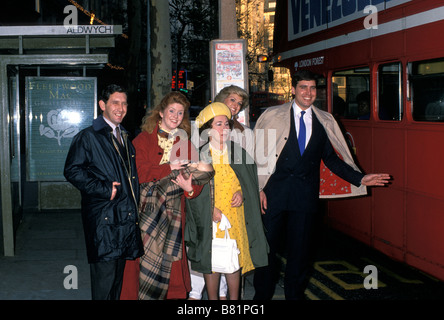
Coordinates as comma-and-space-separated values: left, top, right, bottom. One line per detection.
212, 221, 230, 240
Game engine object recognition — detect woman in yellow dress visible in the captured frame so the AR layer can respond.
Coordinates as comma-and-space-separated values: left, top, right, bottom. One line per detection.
185, 102, 268, 300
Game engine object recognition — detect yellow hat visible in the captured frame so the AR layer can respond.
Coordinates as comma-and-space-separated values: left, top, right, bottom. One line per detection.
195, 102, 232, 128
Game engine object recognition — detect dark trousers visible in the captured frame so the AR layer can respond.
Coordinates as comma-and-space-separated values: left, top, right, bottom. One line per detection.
253, 208, 318, 300
90, 259, 126, 300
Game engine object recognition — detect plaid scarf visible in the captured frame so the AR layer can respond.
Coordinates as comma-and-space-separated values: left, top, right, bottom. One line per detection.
138, 165, 214, 300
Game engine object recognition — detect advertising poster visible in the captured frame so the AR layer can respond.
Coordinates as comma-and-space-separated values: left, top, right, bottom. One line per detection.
211, 39, 248, 124
287, 0, 411, 41
26, 77, 96, 181
214, 42, 245, 92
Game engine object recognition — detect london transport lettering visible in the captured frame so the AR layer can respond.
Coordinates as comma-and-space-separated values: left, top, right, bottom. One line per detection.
295, 56, 325, 70
288, 0, 411, 40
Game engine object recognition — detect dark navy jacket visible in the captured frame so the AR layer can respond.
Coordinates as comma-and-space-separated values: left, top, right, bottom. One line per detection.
64, 115, 143, 263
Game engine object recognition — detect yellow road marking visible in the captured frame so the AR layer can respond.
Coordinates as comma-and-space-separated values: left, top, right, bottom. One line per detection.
309, 277, 345, 300
304, 288, 320, 300
361, 257, 423, 284
315, 261, 386, 289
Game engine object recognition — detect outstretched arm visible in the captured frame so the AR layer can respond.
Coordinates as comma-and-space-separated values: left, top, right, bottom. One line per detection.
361, 173, 391, 186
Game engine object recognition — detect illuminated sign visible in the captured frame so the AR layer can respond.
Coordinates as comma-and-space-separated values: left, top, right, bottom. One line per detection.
172, 69, 187, 92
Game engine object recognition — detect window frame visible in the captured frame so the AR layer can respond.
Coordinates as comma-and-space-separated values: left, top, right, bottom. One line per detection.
331, 66, 371, 120
409, 57, 444, 122
377, 61, 403, 122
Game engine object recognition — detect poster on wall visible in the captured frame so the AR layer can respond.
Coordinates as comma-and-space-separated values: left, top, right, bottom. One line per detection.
210, 39, 249, 125
26, 77, 97, 181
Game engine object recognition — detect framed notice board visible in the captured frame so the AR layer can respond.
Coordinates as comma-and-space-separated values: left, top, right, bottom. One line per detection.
26, 77, 97, 181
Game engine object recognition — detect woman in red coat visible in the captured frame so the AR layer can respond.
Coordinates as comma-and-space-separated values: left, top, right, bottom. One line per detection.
120, 92, 203, 300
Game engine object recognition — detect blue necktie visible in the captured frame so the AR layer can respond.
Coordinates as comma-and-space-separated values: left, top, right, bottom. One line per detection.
298, 111, 306, 155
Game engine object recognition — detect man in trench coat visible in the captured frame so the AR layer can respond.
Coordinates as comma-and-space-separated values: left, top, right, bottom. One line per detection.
253, 70, 390, 300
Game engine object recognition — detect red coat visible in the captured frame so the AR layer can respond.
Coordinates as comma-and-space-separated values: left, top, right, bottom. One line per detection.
120, 126, 202, 300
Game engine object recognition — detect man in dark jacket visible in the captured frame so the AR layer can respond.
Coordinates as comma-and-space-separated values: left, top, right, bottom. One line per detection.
64, 84, 143, 300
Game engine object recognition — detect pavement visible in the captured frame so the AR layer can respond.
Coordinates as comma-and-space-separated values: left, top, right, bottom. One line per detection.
0, 210, 91, 300
2, 209, 443, 303
0, 209, 284, 300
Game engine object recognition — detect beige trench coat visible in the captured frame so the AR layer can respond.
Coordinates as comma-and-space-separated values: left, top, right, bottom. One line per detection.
253, 100, 367, 199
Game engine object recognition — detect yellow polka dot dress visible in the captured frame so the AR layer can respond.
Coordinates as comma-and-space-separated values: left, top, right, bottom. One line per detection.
211, 146, 254, 275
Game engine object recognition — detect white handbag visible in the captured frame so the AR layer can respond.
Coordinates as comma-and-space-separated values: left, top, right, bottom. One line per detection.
211, 215, 240, 274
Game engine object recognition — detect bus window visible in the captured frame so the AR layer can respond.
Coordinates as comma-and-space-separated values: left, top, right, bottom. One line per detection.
332, 67, 370, 119
410, 58, 444, 122
250, 91, 286, 121
314, 77, 327, 111
378, 62, 402, 121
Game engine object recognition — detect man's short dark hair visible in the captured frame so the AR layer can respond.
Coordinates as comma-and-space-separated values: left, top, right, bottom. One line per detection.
291, 70, 320, 87
100, 84, 127, 103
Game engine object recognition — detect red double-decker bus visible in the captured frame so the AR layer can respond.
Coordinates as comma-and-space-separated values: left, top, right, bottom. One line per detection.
250, 91, 286, 121
272, 0, 444, 281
